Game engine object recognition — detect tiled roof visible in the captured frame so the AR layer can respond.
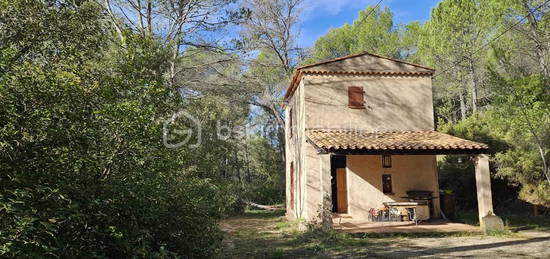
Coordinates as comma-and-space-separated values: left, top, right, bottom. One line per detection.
299, 70, 433, 77
306, 129, 488, 152
297, 51, 435, 71
283, 51, 435, 102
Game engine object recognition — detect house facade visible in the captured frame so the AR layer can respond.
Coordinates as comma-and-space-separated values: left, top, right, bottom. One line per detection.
284, 52, 503, 232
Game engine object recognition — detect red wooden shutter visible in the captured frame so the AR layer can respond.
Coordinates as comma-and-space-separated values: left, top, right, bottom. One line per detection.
348, 86, 364, 108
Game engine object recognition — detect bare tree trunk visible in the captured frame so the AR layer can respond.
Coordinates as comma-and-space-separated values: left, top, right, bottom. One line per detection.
146, 0, 152, 35
104, 0, 124, 42
168, 39, 180, 88
136, 0, 145, 35
459, 91, 467, 120
468, 59, 479, 114
244, 127, 252, 183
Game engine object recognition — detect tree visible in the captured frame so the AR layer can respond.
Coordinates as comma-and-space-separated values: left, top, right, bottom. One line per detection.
419, 0, 497, 120
241, 0, 303, 122
306, 5, 417, 64
103, 0, 245, 88
497, 0, 550, 93
488, 52, 550, 207
0, 0, 244, 256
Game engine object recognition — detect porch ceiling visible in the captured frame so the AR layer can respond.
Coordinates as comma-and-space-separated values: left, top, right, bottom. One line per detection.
306, 129, 488, 155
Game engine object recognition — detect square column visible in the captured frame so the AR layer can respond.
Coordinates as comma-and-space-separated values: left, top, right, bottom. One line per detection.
473, 154, 504, 233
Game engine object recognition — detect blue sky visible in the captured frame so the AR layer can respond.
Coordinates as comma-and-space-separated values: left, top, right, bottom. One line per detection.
299, 0, 442, 47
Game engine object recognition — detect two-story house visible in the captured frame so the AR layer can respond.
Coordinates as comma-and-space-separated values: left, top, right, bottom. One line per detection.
284, 52, 503, 233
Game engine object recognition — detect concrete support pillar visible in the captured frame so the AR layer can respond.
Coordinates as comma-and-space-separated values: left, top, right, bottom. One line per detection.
473, 154, 504, 233
319, 154, 333, 229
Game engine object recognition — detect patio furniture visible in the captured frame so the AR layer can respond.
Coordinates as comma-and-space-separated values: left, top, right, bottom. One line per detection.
403, 190, 437, 220
383, 202, 419, 225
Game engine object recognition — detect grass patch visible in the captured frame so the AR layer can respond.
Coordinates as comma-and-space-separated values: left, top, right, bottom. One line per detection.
501, 214, 550, 232
291, 228, 375, 255
242, 208, 286, 218
486, 229, 523, 238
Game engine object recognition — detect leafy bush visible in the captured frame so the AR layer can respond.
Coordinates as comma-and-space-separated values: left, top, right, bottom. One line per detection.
0, 1, 236, 257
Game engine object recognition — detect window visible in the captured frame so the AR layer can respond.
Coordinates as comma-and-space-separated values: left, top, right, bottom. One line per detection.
382, 155, 392, 168
289, 108, 293, 138
348, 86, 365, 108
382, 174, 393, 194
290, 162, 294, 210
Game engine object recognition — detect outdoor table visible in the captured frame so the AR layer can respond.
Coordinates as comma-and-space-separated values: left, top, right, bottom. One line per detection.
383, 202, 419, 225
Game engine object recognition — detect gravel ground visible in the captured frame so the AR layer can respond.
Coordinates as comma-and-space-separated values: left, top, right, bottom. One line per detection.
333, 231, 550, 258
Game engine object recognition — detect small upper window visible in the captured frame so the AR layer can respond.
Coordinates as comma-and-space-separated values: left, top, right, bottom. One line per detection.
382, 155, 392, 168
348, 86, 365, 109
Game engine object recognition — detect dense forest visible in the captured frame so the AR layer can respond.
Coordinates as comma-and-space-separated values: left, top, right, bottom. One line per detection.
0, 0, 548, 257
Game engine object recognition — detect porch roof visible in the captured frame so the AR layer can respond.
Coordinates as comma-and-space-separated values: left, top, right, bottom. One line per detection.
306, 129, 488, 155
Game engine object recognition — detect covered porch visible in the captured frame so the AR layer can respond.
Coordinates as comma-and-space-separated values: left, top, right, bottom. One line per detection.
307, 129, 505, 233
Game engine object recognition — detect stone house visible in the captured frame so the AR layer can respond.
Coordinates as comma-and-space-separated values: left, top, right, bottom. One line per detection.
283, 52, 503, 232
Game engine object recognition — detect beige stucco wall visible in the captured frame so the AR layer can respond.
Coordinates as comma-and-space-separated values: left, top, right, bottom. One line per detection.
286, 80, 309, 220
285, 80, 299, 218
346, 155, 441, 219
303, 74, 434, 131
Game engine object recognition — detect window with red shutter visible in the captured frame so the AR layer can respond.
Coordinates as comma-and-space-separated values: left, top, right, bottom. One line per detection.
348, 86, 365, 108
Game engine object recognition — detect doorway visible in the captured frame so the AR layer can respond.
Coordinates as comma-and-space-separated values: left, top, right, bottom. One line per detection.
331, 155, 347, 213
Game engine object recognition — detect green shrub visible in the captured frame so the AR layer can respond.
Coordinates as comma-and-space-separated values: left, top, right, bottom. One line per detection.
0, 1, 236, 257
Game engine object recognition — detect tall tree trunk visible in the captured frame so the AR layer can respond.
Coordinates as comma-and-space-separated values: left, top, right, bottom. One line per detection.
459, 91, 467, 121
147, 0, 152, 35
244, 127, 252, 183
168, 39, 180, 88
469, 59, 479, 114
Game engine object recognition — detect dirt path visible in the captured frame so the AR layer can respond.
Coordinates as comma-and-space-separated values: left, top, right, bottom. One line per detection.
221, 210, 550, 258
361, 232, 550, 258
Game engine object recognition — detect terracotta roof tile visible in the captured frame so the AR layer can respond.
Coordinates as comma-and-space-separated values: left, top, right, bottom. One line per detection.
283, 51, 435, 102
301, 70, 433, 76
297, 51, 436, 71
306, 129, 488, 152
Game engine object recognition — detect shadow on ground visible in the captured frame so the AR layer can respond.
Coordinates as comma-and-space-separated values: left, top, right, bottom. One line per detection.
221, 209, 550, 258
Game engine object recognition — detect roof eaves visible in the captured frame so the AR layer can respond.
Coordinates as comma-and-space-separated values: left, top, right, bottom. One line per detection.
297, 51, 436, 71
